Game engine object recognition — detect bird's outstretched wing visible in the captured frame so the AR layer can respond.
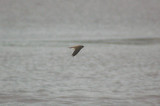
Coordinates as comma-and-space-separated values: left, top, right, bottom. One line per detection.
72, 48, 81, 56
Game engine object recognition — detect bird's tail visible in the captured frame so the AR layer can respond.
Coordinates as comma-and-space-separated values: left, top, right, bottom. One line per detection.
69, 46, 75, 48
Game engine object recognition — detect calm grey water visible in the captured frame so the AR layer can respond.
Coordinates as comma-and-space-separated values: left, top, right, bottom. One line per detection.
0, 38, 160, 106
0, 0, 160, 106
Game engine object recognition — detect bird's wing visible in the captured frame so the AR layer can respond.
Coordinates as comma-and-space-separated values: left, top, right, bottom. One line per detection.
72, 48, 81, 56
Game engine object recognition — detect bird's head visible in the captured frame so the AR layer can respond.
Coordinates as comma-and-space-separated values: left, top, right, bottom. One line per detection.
80, 45, 84, 48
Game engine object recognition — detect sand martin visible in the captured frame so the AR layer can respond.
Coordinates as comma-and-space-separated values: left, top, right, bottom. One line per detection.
69, 45, 84, 56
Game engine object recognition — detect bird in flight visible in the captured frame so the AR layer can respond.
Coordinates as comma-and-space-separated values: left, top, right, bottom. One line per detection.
69, 45, 84, 56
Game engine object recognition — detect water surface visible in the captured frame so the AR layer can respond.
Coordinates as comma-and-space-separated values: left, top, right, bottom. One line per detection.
0, 37, 160, 106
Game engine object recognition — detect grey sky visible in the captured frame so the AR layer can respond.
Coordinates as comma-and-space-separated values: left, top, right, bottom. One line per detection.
0, 0, 160, 39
